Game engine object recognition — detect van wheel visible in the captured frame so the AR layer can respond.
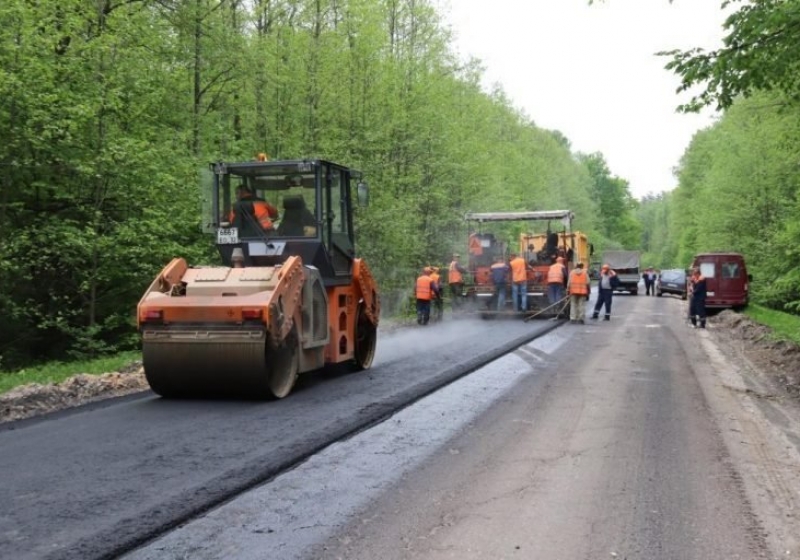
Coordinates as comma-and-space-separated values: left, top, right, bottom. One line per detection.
680, 293, 687, 301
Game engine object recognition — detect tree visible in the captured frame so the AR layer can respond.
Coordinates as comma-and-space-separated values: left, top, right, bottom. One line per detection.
660, 0, 800, 112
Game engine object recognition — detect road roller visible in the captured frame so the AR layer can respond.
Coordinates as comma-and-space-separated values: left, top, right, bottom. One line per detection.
137, 159, 379, 398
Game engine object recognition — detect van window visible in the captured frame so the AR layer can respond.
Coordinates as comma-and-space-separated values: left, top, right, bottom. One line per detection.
699, 262, 715, 278
722, 262, 740, 279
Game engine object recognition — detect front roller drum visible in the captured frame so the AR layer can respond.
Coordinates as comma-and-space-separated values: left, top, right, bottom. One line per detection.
353, 303, 377, 370
142, 327, 296, 399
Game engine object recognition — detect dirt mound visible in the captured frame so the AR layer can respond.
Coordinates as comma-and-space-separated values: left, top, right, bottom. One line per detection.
711, 310, 800, 399
0, 363, 148, 424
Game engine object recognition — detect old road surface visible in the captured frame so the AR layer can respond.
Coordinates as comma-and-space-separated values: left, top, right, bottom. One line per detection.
3, 295, 800, 560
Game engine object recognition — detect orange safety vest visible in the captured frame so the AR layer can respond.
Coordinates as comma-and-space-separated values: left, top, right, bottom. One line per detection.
252, 201, 276, 229
510, 257, 527, 283
448, 261, 463, 284
229, 198, 277, 230
416, 275, 434, 300
547, 263, 566, 284
568, 269, 589, 295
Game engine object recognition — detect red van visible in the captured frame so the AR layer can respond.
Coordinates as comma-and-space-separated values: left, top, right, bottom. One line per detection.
690, 253, 751, 309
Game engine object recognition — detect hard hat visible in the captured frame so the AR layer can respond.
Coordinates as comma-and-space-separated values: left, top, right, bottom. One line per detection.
423, 266, 432, 273
453, 253, 460, 258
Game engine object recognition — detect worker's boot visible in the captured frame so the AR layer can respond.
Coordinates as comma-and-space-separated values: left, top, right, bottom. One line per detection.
591, 313, 598, 320
700, 318, 706, 329
603, 315, 610, 321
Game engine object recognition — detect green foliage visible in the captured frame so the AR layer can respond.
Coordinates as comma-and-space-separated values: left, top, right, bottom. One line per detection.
0, 351, 142, 395
0, 0, 632, 370
660, 0, 800, 112
578, 153, 640, 252
744, 304, 800, 345
665, 91, 800, 314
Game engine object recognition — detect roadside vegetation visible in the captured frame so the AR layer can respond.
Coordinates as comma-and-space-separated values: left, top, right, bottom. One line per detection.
0, 0, 637, 374
636, 2, 800, 320
744, 305, 800, 346
0, 352, 142, 395
2, 0, 798, 393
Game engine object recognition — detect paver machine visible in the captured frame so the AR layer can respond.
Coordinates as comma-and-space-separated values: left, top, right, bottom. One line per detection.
463, 210, 579, 317
137, 158, 380, 398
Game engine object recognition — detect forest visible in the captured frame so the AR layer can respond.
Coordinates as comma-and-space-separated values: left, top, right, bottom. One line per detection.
0, 0, 797, 371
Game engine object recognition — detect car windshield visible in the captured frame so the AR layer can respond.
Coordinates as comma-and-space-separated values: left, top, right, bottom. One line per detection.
661, 270, 685, 283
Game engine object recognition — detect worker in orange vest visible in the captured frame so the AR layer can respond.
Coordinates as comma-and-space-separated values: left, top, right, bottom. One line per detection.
429, 266, 443, 322
447, 253, 467, 311
415, 267, 440, 325
509, 252, 530, 312
547, 256, 568, 307
229, 184, 279, 237
567, 262, 591, 324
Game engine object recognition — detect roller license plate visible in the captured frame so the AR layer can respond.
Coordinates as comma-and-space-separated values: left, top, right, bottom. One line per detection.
216, 227, 239, 245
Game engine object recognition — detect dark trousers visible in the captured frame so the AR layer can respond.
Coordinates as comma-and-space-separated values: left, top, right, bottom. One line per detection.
432, 296, 443, 321
689, 297, 707, 327
593, 289, 613, 317
644, 280, 653, 295
416, 299, 431, 325
449, 283, 464, 310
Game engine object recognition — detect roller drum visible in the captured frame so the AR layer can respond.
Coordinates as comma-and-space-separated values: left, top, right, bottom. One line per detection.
142, 327, 270, 398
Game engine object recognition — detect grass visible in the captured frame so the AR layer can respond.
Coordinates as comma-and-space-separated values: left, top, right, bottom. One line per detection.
744, 304, 800, 345
0, 351, 142, 396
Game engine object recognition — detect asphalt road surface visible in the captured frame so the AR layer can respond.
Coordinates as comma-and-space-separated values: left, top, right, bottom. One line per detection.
0, 315, 556, 560
3, 293, 800, 560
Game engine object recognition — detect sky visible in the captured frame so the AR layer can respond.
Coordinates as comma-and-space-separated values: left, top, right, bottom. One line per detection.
439, 0, 729, 199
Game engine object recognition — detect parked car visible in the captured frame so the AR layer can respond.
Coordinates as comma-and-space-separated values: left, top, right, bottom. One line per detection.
656, 269, 687, 300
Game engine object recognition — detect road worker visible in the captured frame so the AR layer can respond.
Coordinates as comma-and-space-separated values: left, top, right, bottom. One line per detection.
688, 267, 708, 328
229, 184, 279, 238
547, 256, 568, 307
490, 255, 510, 311
415, 266, 439, 325
429, 266, 443, 322
567, 262, 590, 324
591, 263, 620, 321
509, 252, 530, 312
447, 253, 467, 311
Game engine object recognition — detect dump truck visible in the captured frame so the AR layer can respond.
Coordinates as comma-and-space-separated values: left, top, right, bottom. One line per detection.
601, 250, 641, 295
463, 210, 587, 317
137, 158, 380, 399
